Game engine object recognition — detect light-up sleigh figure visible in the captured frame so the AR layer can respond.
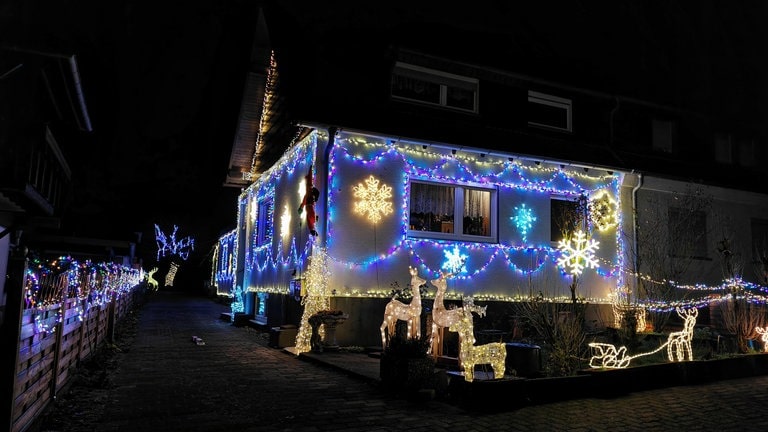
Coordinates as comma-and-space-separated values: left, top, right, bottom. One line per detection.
589, 307, 698, 369
449, 298, 506, 382
428, 271, 487, 357
380, 267, 425, 348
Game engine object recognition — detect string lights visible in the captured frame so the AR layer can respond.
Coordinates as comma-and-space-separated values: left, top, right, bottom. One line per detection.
154, 224, 195, 261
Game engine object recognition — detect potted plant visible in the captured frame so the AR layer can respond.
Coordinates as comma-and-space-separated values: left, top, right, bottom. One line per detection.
380, 334, 435, 394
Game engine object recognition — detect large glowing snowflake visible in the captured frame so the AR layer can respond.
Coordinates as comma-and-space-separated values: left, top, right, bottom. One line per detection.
556, 230, 599, 275
353, 175, 393, 223
511, 204, 537, 243
442, 246, 468, 275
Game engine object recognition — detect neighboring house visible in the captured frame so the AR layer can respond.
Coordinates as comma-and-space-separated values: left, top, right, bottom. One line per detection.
0, 47, 93, 320
214, 5, 768, 347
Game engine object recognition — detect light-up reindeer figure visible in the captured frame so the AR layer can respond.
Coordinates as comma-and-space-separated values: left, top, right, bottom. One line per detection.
666, 307, 698, 362
429, 271, 487, 357
589, 307, 699, 369
146, 267, 159, 291
380, 267, 425, 349
755, 326, 768, 352
449, 298, 506, 382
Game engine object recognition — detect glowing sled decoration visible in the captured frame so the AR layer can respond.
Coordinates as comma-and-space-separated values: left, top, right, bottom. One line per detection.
589, 307, 698, 369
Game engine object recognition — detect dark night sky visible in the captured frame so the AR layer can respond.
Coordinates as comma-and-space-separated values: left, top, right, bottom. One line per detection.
5, 1, 768, 267
4, 1, 259, 263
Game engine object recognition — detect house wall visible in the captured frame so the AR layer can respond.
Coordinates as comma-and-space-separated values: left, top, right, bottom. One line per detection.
633, 175, 768, 288
231, 129, 627, 346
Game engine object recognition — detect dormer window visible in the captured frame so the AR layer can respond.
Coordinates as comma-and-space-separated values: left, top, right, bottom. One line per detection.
528, 91, 572, 132
391, 62, 478, 113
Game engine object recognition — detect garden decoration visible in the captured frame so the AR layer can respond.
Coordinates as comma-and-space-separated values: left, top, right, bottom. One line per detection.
146, 267, 159, 291
380, 267, 425, 349
297, 165, 320, 236
449, 298, 506, 381
428, 270, 486, 357
165, 262, 179, 287
589, 307, 699, 369
755, 326, 768, 352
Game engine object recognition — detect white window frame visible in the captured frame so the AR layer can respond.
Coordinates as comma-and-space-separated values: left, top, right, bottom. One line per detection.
256, 197, 273, 246
528, 90, 572, 132
407, 179, 497, 243
391, 62, 479, 113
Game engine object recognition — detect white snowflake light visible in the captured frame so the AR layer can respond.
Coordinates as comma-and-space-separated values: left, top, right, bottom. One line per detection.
353, 175, 393, 223
442, 246, 468, 275
557, 229, 599, 275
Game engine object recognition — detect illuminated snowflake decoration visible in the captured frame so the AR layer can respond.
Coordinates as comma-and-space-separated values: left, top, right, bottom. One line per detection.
155, 224, 195, 261
556, 230, 599, 275
353, 175, 393, 223
280, 204, 291, 238
511, 204, 537, 243
589, 190, 618, 231
442, 246, 468, 275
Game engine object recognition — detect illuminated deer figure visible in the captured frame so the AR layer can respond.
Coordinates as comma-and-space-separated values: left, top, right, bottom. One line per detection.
380, 267, 425, 348
755, 326, 768, 352
429, 271, 486, 357
667, 307, 698, 362
449, 298, 506, 382
146, 267, 159, 291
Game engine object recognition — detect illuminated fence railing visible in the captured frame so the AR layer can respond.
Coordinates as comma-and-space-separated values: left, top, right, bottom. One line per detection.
24, 256, 142, 311
10, 255, 144, 432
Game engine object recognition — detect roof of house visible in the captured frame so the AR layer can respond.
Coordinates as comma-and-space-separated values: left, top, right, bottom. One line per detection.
231, 2, 768, 193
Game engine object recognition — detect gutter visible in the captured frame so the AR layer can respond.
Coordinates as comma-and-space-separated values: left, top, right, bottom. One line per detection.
631, 171, 644, 294
319, 126, 338, 249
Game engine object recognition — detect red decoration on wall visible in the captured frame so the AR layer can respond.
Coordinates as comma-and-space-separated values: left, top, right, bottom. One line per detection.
298, 166, 320, 236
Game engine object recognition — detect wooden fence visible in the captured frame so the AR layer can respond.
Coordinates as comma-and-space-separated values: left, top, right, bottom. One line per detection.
9, 284, 144, 432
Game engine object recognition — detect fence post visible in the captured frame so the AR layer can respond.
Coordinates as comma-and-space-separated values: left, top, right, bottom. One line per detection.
1, 248, 28, 432
107, 291, 117, 343
50, 289, 67, 399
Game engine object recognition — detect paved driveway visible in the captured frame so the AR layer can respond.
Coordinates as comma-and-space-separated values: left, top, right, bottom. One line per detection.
38, 291, 768, 431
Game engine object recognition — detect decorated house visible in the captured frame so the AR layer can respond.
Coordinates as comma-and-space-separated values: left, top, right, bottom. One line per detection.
212, 4, 768, 349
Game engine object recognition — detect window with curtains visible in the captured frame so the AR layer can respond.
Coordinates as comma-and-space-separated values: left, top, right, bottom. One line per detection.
408, 180, 497, 242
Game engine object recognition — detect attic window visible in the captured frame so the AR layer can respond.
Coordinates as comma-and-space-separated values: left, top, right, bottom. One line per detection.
391, 62, 478, 112
528, 91, 572, 132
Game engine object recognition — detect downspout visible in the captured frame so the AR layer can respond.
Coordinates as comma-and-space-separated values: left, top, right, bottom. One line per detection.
631, 171, 644, 295
319, 126, 338, 250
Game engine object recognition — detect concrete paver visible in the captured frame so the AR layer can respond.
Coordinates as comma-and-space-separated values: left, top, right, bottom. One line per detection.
51, 291, 768, 431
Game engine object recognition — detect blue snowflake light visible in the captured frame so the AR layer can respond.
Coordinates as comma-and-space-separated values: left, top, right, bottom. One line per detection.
511, 204, 537, 243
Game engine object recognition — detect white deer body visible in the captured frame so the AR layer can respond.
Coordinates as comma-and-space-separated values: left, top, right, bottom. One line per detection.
380, 267, 425, 348
429, 271, 486, 356
449, 300, 505, 382
666, 307, 698, 362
